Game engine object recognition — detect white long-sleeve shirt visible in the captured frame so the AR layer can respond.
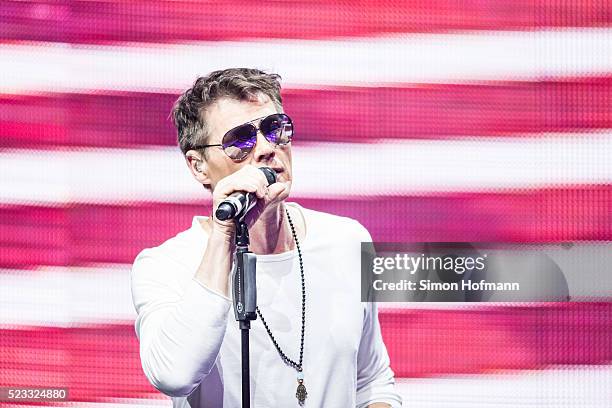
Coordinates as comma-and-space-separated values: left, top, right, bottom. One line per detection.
130, 203, 402, 408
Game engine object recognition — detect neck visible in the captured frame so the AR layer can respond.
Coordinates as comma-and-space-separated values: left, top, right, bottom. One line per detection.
248, 202, 294, 255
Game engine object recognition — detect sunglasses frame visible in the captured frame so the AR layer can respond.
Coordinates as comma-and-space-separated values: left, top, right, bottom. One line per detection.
189, 113, 293, 161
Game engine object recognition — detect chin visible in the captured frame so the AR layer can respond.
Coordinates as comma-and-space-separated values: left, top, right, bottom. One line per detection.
278, 175, 292, 186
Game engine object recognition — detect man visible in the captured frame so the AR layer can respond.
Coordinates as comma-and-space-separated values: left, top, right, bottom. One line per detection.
130, 68, 402, 407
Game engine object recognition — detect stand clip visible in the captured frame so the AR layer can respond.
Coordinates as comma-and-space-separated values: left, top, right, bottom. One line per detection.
232, 220, 257, 322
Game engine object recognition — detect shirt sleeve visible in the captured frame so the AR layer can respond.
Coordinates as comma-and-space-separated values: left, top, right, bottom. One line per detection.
353, 220, 403, 408
355, 301, 403, 408
130, 248, 231, 398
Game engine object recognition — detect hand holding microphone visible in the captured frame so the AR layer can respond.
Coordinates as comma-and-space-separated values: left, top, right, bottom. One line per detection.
211, 165, 290, 233
216, 167, 277, 221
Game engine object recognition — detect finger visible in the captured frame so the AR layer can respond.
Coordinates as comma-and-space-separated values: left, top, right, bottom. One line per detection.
266, 181, 291, 203
215, 180, 259, 198
254, 184, 267, 199
243, 164, 269, 183
251, 165, 275, 189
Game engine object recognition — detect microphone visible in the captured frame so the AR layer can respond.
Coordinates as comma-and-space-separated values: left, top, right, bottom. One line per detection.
215, 167, 277, 221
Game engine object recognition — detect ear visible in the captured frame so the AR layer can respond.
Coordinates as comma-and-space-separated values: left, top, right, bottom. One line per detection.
185, 150, 212, 186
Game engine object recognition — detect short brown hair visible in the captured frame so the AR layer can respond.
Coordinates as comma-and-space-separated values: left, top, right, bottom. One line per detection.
171, 68, 283, 155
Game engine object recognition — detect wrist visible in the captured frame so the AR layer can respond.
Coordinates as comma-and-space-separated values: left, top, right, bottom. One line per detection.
209, 224, 235, 244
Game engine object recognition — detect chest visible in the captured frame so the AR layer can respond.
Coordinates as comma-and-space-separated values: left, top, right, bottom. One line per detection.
223, 252, 365, 368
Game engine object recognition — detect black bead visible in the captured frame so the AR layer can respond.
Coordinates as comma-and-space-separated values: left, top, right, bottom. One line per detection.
255, 209, 306, 372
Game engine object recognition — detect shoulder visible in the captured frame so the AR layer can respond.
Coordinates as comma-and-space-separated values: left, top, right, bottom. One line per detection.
131, 220, 203, 280
289, 202, 372, 242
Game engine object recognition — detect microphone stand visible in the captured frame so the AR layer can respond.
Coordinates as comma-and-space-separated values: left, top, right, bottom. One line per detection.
231, 219, 257, 408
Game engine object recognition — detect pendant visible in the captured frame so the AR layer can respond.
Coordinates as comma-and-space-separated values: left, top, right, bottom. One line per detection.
295, 371, 307, 404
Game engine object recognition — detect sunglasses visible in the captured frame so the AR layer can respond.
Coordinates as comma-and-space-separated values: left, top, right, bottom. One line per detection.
190, 113, 293, 161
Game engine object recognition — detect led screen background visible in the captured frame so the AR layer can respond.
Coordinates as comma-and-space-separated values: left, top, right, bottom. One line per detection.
0, 1, 611, 406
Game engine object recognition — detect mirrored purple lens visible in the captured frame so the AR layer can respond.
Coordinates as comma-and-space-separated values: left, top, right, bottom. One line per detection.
261, 114, 293, 145
222, 124, 257, 160
220, 114, 293, 161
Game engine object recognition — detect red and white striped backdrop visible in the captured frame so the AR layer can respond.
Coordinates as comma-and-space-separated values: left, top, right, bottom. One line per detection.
1, 1, 611, 406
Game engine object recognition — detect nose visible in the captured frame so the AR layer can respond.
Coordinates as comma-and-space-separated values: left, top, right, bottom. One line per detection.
252, 130, 276, 163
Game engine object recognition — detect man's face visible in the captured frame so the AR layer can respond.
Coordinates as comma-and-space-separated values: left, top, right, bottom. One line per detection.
196, 96, 293, 192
